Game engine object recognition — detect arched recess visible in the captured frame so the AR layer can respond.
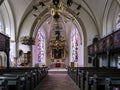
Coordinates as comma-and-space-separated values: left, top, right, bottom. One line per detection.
106, 0, 118, 34
30, 7, 98, 67
31, 9, 85, 67
103, 0, 120, 36
0, 0, 16, 67
0, 0, 16, 41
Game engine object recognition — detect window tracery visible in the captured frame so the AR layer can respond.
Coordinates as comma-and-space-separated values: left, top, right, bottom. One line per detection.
71, 29, 79, 62
37, 31, 45, 63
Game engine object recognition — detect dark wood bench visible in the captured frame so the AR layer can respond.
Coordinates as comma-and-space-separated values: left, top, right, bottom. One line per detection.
83, 69, 120, 90
90, 73, 120, 90
0, 76, 23, 90
3, 72, 31, 90
0, 67, 48, 90
105, 77, 120, 90
68, 67, 120, 90
0, 77, 8, 90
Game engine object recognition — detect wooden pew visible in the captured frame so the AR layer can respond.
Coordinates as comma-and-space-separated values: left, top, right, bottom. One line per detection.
0, 76, 23, 90
0, 67, 48, 90
3, 72, 31, 90
0, 77, 8, 90
91, 73, 120, 90
68, 67, 120, 90
68, 67, 104, 89
83, 69, 120, 90
105, 77, 120, 90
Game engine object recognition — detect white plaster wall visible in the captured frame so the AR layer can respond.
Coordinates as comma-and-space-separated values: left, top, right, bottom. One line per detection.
19, 12, 35, 37
8, 0, 32, 31
85, 0, 107, 34
79, 9, 98, 46
32, 45, 37, 67
18, 12, 35, 51
78, 44, 84, 67
103, 0, 120, 37
10, 42, 16, 66
102, 0, 113, 37
0, 3, 10, 36
106, 1, 118, 35
18, 43, 31, 53
4, 0, 15, 41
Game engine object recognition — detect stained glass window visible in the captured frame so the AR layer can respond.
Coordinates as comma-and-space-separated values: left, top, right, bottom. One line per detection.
71, 29, 79, 62
37, 31, 45, 63
116, 14, 120, 31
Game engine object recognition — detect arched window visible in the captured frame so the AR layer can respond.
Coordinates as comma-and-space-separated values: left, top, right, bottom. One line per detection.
71, 29, 79, 62
0, 13, 4, 33
37, 31, 45, 63
116, 14, 120, 31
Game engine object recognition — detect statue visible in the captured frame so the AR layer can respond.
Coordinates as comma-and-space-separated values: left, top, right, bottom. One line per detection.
17, 50, 24, 67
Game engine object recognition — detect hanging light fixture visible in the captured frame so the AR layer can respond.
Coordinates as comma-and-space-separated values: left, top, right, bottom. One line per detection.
33, 0, 82, 20
33, 0, 81, 62
20, 36, 35, 45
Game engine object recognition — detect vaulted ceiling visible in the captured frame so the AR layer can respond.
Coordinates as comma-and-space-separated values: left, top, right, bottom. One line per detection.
0, 0, 120, 45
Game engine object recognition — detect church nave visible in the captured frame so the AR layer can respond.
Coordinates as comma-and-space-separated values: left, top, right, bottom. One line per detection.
34, 69, 80, 90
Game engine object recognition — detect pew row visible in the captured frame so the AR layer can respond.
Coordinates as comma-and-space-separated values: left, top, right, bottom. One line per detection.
0, 67, 48, 90
67, 67, 120, 90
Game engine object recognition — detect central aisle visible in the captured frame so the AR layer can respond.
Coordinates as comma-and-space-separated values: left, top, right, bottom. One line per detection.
34, 69, 80, 90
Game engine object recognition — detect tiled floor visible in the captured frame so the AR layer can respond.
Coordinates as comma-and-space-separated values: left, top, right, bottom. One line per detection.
34, 69, 80, 90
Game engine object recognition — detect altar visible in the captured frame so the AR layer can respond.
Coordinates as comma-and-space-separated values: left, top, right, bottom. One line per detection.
50, 62, 66, 68
48, 22, 67, 69
55, 62, 61, 68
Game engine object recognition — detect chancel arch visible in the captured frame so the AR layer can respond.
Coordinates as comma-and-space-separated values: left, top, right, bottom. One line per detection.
31, 9, 85, 68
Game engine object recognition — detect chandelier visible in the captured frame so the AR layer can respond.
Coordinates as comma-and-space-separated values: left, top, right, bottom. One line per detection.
33, 0, 82, 20
20, 36, 35, 45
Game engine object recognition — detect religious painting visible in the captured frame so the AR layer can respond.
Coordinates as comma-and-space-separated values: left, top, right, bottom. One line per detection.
88, 45, 93, 55
53, 49, 62, 59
